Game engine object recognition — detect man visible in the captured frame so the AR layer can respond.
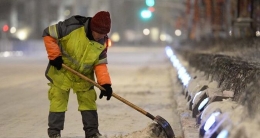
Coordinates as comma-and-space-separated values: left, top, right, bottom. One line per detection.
42, 11, 113, 138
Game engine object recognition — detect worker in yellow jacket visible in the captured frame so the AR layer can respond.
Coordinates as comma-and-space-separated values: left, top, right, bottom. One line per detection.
42, 11, 113, 138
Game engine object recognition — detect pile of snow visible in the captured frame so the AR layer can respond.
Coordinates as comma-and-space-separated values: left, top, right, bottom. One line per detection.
110, 123, 167, 138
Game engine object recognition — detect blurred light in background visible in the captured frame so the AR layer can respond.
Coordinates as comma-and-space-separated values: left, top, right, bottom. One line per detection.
148, 7, 155, 12
160, 34, 167, 41
229, 30, 232, 36
145, 0, 155, 7
140, 9, 152, 19
143, 28, 150, 35
1, 51, 11, 57
256, 31, 260, 37
0, 51, 23, 57
107, 39, 112, 47
160, 33, 172, 43
150, 27, 159, 42
10, 27, 16, 34
175, 29, 182, 36
111, 32, 120, 42
2, 24, 9, 32
16, 29, 29, 40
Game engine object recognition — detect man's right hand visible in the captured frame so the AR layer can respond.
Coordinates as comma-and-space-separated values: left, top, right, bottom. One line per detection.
49, 56, 63, 70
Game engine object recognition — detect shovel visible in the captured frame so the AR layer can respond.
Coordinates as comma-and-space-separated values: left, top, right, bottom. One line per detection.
62, 64, 175, 138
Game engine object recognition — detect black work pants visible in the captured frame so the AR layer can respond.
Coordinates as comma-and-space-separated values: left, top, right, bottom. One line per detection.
48, 112, 65, 137
47, 110, 99, 137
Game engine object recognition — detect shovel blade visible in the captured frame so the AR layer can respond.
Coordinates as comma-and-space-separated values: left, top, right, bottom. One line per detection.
154, 115, 175, 138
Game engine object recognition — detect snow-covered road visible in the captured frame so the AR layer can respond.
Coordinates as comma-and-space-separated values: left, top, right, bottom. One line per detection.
0, 46, 183, 138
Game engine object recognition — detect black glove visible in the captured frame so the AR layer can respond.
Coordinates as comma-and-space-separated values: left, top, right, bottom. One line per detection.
49, 56, 63, 70
99, 84, 113, 100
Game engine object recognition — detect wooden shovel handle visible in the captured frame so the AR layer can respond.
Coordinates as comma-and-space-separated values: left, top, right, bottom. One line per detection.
62, 64, 155, 120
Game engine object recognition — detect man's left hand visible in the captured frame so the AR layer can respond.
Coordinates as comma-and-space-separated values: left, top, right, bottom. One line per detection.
99, 84, 113, 100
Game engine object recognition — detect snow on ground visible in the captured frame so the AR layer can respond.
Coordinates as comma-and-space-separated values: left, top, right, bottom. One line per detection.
4, 39, 260, 138
0, 45, 183, 138
110, 123, 167, 138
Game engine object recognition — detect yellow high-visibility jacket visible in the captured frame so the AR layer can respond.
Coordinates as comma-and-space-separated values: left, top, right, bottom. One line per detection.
42, 15, 111, 91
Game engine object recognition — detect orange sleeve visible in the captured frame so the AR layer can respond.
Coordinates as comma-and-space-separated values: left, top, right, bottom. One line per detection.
43, 36, 61, 60
94, 64, 111, 85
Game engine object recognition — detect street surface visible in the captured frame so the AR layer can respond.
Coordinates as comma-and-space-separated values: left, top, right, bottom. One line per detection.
0, 45, 183, 138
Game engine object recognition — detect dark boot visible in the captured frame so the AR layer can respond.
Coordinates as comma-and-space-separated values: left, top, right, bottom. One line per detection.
87, 132, 106, 138
48, 112, 65, 137
49, 134, 61, 138
81, 110, 100, 138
